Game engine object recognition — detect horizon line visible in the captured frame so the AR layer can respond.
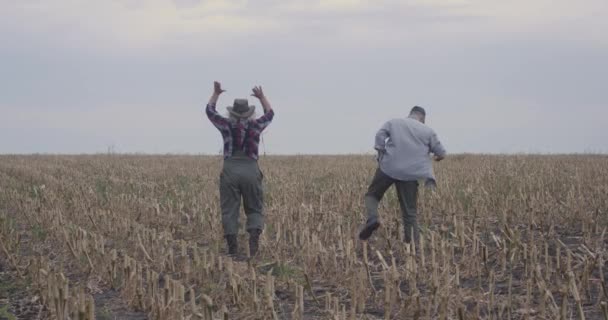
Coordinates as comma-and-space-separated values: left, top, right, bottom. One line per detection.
1, 152, 607, 157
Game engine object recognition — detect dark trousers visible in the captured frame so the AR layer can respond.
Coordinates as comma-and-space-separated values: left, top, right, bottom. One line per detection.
220, 158, 264, 236
365, 168, 419, 243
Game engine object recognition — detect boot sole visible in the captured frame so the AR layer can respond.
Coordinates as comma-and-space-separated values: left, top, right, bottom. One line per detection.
359, 221, 380, 240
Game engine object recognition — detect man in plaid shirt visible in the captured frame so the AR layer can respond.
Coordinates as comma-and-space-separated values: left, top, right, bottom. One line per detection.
205, 81, 274, 258
206, 97, 274, 160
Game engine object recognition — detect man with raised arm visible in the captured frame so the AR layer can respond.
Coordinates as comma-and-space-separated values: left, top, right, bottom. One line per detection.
205, 81, 274, 258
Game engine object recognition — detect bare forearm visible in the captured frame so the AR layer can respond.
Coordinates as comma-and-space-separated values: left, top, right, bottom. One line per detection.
259, 96, 272, 113
208, 93, 220, 106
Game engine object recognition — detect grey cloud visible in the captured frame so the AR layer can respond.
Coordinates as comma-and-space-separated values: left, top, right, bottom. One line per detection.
172, 0, 202, 9
1, 0, 607, 154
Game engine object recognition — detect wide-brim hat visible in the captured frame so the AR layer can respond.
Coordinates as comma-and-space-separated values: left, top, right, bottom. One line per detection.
227, 99, 255, 118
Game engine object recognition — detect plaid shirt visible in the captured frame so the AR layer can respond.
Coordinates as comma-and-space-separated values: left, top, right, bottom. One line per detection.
206, 103, 274, 160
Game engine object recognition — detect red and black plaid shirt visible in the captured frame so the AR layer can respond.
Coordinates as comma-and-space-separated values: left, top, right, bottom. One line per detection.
206, 103, 274, 160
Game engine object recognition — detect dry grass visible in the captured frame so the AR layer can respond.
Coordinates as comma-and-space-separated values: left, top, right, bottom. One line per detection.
0, 154, 607, 319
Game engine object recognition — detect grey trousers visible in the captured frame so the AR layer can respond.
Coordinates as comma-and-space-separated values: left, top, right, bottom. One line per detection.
220, 158, 264, 236
365, 168, 419, 243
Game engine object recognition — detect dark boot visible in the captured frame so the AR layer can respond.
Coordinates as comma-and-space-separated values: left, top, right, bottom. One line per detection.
225, 234, 238, 255
248, 229, 262, 257
359, 218, 380, 241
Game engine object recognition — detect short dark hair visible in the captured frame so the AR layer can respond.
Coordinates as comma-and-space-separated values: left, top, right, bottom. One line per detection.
410, 106, 426, 116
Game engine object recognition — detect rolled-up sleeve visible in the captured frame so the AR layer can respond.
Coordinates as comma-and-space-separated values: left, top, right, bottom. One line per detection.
429, 131, 446, 157
254, 109, 274, 131
375, 121, 391, 152
205, 103, 229, 131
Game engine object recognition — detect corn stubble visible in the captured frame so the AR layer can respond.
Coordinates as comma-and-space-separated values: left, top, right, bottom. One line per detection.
0, 154, 607, 319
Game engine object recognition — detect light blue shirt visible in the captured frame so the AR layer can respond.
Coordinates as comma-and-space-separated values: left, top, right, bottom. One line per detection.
375, 116, 446, 183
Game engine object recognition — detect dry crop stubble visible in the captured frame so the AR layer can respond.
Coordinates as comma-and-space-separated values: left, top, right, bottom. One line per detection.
0, 154, 607, 319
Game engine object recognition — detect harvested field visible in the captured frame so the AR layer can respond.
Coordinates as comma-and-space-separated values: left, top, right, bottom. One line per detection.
0, 154, 607, 319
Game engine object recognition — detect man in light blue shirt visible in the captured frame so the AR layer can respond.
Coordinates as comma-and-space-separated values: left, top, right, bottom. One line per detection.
359, 106, 446, 244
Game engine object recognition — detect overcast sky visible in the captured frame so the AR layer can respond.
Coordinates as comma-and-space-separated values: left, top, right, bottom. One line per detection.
1, 0, 607, 154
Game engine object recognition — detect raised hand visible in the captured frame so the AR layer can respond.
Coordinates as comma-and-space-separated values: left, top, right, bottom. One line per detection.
214, 81, 226, 95
251, 86, 265, 100
251, 85, 272, 112
208, 81, 225, 106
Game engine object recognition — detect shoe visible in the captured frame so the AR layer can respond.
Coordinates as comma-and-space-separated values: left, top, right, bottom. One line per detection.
225, 234, 238, 255
359, 219, 380, 240
248, 229, 262, 257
